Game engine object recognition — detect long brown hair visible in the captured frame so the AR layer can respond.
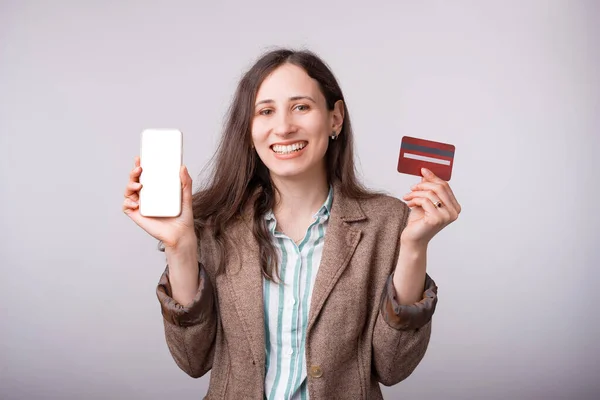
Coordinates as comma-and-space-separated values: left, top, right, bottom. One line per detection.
175, 48, 376, 281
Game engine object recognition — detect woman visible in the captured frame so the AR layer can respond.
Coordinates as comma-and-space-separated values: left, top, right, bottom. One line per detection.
123, 49, 460, 399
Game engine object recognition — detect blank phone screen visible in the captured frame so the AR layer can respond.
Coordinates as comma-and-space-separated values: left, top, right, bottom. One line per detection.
139, 129, 182, 217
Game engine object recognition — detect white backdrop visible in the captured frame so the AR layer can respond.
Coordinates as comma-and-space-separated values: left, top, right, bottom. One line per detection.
1, 1, 599, 399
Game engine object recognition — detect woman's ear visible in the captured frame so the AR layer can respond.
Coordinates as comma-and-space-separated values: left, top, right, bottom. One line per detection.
331, 100, 345, 134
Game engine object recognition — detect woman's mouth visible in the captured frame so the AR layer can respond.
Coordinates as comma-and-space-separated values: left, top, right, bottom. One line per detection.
271, 141, 308, 155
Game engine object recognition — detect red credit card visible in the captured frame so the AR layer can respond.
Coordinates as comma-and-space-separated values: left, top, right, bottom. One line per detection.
397, 136, 455, 181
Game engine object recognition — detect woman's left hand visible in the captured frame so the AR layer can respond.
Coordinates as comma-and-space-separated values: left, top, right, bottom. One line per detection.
401, 167, 461, 247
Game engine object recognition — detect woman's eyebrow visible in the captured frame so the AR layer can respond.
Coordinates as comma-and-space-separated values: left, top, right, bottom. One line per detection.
289, 95, 316, 103
255, 95, 317, 107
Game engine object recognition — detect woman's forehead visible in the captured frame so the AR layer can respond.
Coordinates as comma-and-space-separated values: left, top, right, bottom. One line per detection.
255, 64, 323, 103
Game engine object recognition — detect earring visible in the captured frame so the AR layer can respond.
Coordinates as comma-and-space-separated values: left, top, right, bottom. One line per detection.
330, 131, 338, 140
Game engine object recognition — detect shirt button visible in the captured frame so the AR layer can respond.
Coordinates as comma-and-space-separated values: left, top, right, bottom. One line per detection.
290, 299, 296, 305
309, 365, 323, 378
288, 349, 294, 355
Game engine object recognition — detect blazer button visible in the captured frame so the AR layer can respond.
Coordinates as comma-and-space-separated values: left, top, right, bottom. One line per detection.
309, 365, 323, 378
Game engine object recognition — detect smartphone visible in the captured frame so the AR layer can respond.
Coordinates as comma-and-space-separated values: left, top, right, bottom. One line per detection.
139, 129, 183, 217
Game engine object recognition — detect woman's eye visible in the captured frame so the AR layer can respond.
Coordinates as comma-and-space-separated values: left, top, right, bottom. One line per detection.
294, 104, 309, 111
259, 109, 273, 116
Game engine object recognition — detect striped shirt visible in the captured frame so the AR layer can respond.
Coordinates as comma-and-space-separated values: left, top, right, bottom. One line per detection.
262, 186, 334, 400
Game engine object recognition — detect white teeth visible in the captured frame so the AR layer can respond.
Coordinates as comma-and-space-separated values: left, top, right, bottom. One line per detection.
272, 142, 306, 154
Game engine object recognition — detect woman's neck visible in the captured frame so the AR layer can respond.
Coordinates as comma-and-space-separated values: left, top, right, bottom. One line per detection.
271, 170, 329, 221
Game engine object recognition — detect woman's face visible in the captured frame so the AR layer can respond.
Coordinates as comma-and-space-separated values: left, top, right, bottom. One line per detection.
251, 63, 343, 181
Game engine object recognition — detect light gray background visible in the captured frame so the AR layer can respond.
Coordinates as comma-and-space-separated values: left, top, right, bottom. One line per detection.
1, 1, 599, 399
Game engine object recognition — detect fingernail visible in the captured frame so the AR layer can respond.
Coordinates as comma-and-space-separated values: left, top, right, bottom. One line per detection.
421, 168, 430, 176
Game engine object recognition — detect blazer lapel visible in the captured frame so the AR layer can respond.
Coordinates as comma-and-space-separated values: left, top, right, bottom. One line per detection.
224, 219, 266, 370
307, 184, 366, 332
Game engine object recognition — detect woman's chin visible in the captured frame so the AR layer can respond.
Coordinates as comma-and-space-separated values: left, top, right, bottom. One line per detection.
261, 152, 326, 181
269, 168, 308, 180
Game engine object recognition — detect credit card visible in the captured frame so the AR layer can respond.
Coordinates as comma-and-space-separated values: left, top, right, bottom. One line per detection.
397, 136, 455, 181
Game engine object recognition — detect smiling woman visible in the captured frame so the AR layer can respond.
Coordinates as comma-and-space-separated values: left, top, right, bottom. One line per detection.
252, 64, 344, 183
123, 48, 460, 399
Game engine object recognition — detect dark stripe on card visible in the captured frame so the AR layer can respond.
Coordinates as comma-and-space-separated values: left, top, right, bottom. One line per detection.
402, 142, 455, 157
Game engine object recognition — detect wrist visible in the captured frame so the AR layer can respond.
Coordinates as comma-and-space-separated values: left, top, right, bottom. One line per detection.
399, 238, 428, 254
393, 241, 428, 305
165, 231, 198, 255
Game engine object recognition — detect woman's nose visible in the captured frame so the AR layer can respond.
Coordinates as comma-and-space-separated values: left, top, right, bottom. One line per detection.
272, 112, 295, 136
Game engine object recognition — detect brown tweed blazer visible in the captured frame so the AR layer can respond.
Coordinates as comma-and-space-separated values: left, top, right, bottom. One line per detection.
156, 183, 438, 399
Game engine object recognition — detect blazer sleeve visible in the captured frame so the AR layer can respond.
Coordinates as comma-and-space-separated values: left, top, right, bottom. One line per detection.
156, 262, 218, 378
371, 272, 438, 386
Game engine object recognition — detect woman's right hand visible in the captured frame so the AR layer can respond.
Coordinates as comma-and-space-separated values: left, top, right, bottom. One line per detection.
122, 156, 197, 250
